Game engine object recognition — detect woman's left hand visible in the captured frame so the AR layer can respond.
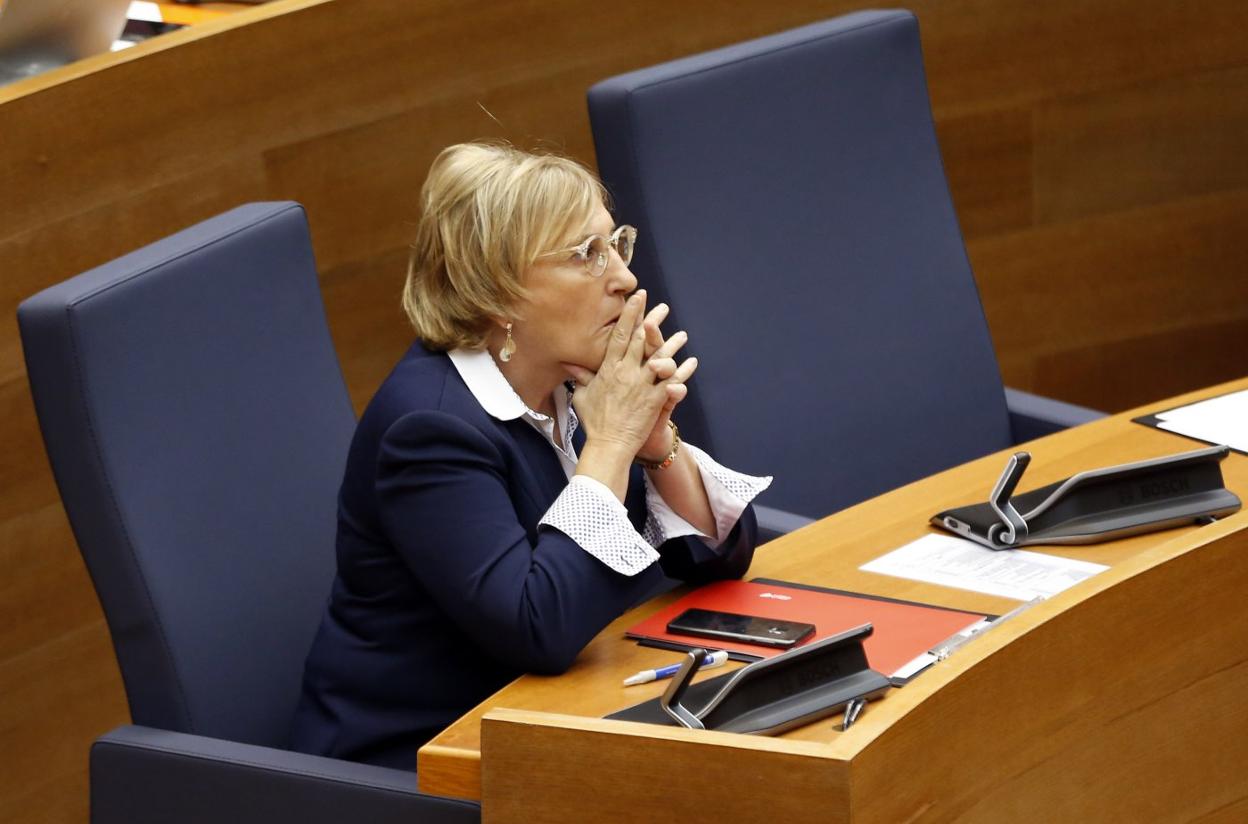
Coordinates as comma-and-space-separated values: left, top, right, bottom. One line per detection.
637, 302, 698, 464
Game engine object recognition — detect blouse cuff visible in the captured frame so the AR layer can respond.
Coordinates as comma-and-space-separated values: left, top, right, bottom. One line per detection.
538, 475, 660, 576
644, 441, 773, 547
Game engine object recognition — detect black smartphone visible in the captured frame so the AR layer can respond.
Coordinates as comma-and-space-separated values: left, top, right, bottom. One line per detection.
666, 608, 816, 648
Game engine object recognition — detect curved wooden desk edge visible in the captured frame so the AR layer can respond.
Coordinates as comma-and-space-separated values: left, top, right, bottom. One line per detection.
482, 708, 834, 758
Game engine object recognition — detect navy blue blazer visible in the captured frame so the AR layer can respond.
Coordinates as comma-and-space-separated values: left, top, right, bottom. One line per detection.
289, 341, 758, 769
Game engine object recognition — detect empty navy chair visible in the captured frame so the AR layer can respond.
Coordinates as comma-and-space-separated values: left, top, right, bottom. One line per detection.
589, 11, 1100, 536
18, 202, 479, 824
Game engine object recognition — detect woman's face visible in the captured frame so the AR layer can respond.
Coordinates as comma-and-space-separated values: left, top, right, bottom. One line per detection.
513, 203, 638, 377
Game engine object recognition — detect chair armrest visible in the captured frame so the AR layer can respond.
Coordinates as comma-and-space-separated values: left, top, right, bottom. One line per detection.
1005, 387, 1105, 443
90, 725, 480, 824
754, 504, 816, 542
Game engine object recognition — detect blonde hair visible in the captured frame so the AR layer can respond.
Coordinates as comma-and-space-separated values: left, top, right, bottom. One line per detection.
402, 142, 607, 350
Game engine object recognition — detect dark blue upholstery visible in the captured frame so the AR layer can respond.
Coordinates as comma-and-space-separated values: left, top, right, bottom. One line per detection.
589, 11, 1101, 527
90, 726, 479, 824
19, 203, 479, 823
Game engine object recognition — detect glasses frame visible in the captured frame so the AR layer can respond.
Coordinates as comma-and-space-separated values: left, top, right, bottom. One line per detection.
543, 224, 637, 277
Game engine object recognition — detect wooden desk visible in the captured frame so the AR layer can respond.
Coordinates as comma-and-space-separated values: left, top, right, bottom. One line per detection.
418, 378, 1248, 822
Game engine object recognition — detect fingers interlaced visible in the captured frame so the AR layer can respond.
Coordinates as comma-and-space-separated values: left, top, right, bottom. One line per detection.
647, 357, 678, 380
643, 303, 669, 357
672, 356, 698, 384
605, 290, 646, 363
625, 321, 648, 364
649, 329, 688, 362
664, 383, 689, 405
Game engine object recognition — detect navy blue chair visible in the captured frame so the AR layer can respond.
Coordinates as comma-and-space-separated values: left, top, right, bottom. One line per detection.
589, 11, 1101, 538
18, 203, 479, 824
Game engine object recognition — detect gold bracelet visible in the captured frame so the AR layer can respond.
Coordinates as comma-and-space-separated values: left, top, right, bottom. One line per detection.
637, 421, 681, 471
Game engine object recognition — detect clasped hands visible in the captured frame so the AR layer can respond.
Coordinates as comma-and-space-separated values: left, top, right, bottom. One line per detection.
565, 289, 696, 466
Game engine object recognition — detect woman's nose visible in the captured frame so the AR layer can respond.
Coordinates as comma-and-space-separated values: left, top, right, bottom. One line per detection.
607, 256, 638, 295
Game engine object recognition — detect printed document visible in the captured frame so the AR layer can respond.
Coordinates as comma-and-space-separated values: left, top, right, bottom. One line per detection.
1153, 389, 1248, 452
860, 534, 1108, 601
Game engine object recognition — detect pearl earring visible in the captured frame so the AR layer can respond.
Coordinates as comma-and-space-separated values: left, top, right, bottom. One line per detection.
500, 322, 516, 363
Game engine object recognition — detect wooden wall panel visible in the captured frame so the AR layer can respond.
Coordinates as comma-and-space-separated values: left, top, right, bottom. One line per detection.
0, 621, 126, 824
0, 382, 59, 519
1034, 66, 1248, 223
934, 107, 1033, 237
261, 66, 599, 274
1028, 317, 1248, 414
1203, 798, 1248, 824
916, 0, 1248, 116
0, 506, 98, 662
972, 189, 1248, 408
1, 1, 1246, 822
319, 250, 415, 411
0, 156, 269, 314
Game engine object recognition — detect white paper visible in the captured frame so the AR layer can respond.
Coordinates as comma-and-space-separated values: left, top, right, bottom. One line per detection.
891, 651, 937, 680
127, 2, 163, 23
859, 534, 1108, 601
1153, 389, 1248, 452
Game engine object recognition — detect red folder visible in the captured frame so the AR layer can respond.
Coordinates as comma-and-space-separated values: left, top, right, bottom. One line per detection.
626, 578, 986, 678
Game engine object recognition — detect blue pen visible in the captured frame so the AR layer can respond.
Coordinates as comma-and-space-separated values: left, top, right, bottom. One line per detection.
622, 650, 730, 686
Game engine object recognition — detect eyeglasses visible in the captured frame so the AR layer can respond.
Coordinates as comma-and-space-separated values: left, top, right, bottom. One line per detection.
544, 224, 637, 277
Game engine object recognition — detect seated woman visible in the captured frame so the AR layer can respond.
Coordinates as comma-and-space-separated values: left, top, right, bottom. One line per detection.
288, 143, 770, 769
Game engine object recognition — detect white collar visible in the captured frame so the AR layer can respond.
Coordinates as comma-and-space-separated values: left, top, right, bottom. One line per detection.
447, 347, 533, 420
447, 348, 579, 456
447, 346, 554, 422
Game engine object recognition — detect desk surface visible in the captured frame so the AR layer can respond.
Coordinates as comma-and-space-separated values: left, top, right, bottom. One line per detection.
147, 3, 255, 26
418, 377, 1248, 808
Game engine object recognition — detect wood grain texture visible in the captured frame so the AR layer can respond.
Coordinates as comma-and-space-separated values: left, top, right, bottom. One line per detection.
1027, 317, 1248, 414
972, 189, 1248, 410
480, 711, 848, 824
913, 0, 1248, 117
435, 381, 1248, 821
3, 2, 1247, 821
935, 106, 1033, 238
1034, 66, 1248, 224
0, 620, 127, 824
1195, 797, 1248, 824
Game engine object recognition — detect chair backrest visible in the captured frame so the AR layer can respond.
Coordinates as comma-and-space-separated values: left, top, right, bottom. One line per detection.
19, 202, 355, 748
589, 11, 1014, 519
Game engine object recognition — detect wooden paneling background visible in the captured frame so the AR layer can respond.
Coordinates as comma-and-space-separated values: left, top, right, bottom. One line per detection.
0, 0, 1245, 820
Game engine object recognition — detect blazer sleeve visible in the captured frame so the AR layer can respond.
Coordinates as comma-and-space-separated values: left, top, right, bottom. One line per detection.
375, 410, 667, 675
655, 505, 758, 586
